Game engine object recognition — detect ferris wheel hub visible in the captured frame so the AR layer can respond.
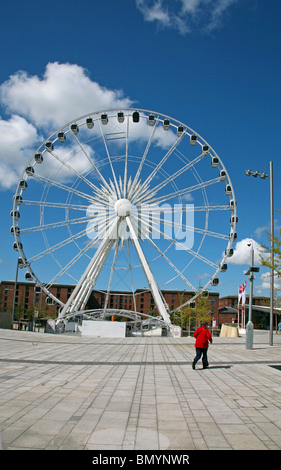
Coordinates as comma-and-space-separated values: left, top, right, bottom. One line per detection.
114, 198, 134, 217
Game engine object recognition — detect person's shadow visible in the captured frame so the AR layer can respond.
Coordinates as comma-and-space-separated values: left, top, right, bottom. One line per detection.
201, 365, 232, 369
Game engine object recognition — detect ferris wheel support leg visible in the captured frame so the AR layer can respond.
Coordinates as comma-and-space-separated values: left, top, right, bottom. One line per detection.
126, 216, 171, 329
59, 220, 119, 317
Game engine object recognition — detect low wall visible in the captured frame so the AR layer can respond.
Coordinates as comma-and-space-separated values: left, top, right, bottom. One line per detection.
82, 320, 126, 338
0, 312, 12, 329
220, 324, 239, 338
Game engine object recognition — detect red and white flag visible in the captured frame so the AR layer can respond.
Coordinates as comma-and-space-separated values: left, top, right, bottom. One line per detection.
238, 282, 247, 308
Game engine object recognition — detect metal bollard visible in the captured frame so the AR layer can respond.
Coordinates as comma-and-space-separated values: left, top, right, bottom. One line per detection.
246, 321, 254, 350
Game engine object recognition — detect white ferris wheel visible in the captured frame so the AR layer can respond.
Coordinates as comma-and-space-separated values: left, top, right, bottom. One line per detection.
11, 108, 237, 334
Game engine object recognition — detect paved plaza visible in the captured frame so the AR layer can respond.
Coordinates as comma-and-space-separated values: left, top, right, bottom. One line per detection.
0, 328, 281, 450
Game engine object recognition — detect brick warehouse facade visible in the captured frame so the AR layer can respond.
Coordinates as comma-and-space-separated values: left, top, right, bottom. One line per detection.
0, 280, 219, 321
218, 295, 272, 328
1, 280, 274, 329
0, 280, 75, 318
219, 295, 270, 310
92, 289, 219, 316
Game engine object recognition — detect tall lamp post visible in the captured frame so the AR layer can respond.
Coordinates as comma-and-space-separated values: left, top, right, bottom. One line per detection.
245, 162, 274, 345
244, 242, 259, 349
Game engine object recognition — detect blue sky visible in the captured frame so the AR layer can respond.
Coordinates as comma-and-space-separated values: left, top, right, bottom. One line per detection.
0, 0, 280, 301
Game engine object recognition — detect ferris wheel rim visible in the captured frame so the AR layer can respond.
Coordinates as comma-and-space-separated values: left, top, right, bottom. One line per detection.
11, 107, 238, 316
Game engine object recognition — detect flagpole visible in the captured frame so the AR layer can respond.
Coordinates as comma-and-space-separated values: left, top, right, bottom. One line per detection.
238, 285, 241, 331
242, 281, 247, 329
238, 283, 247, 332
245, 244, 254, 349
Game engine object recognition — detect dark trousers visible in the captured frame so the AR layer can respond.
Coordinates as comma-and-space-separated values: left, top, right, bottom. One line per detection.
193, 348, 209, 367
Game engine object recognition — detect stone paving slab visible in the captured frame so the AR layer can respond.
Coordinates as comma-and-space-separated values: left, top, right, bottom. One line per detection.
0, 328, 281, 450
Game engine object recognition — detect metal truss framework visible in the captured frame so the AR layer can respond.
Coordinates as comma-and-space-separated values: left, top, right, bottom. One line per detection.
11, 108, 237, 336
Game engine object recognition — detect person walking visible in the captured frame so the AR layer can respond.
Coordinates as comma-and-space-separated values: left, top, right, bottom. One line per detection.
192, 320, 212, 370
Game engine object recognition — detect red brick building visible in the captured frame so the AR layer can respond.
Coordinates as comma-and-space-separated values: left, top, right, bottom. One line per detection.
219, 295, 270, 310
0, 280, 219, 320
92, 289, 219, 316
218, 295, 270, 327
0, 280, 76, 318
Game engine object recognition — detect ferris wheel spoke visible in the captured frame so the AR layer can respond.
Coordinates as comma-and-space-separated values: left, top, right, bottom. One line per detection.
39, 217, 116, 291
28, 229, 88, 263
60, 217, 120, 315
98, 119, 121, 199
123, 111, 130, 198
20, 215, 94, 234
71, 131, 113, 193
128, 117, 160, 199
46, 237, 97, 288
22, 200, 89, 211
139, 203, 230, 214
28, 215, 114, 264
192, 204, 231, 212
145, 235, 196, 291
85, 212, 117, 244
130, 180, 150, 205
141, 209, 229, 241
141, 177, 222, 206
140, 132, 185, 190
190, 227, 228, 240
136, 151, 207, 203
131, 212, 218, 269
126, 216, 171, 325
45, 147, 107, 201
104, 237, 121, 311
126, 236, 137, 312
27, 172, 97, 204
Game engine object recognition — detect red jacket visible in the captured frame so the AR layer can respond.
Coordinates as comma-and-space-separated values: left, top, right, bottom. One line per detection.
194, 326, 212, 349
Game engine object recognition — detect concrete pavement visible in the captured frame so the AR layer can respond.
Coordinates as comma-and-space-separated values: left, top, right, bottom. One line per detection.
0, 328, 281, 450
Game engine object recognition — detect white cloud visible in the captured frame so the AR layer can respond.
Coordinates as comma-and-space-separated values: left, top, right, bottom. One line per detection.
0, 62, 181, 191
0, 114, 38, 150
34, 142, 95, 184
258, 271, 281, 292
0, 114, 39, 189
227, 238, 265, 266
136, 0, 189, 34
205, 0, 237, 32
254, 219, 281, 239
0, 62, 133, 129
0, 62, 133, 190
137, 0, 171, 25
136, 0, 238, 35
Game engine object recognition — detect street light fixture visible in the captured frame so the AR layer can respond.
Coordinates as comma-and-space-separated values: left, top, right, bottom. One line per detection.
244, 242, 260, 350
245, 162, 274, 345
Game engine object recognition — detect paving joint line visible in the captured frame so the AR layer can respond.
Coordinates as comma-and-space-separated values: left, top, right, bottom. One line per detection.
0, 358, 281, 366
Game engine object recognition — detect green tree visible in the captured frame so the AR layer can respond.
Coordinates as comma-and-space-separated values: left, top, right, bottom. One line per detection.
192, 292, 212, 328
260, 210, 281, 282
260, 215, 281, 330
24, 307, 34, 320
172, 291, 192, 331
171, 290, 211, 335
13, 301, 24, 321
